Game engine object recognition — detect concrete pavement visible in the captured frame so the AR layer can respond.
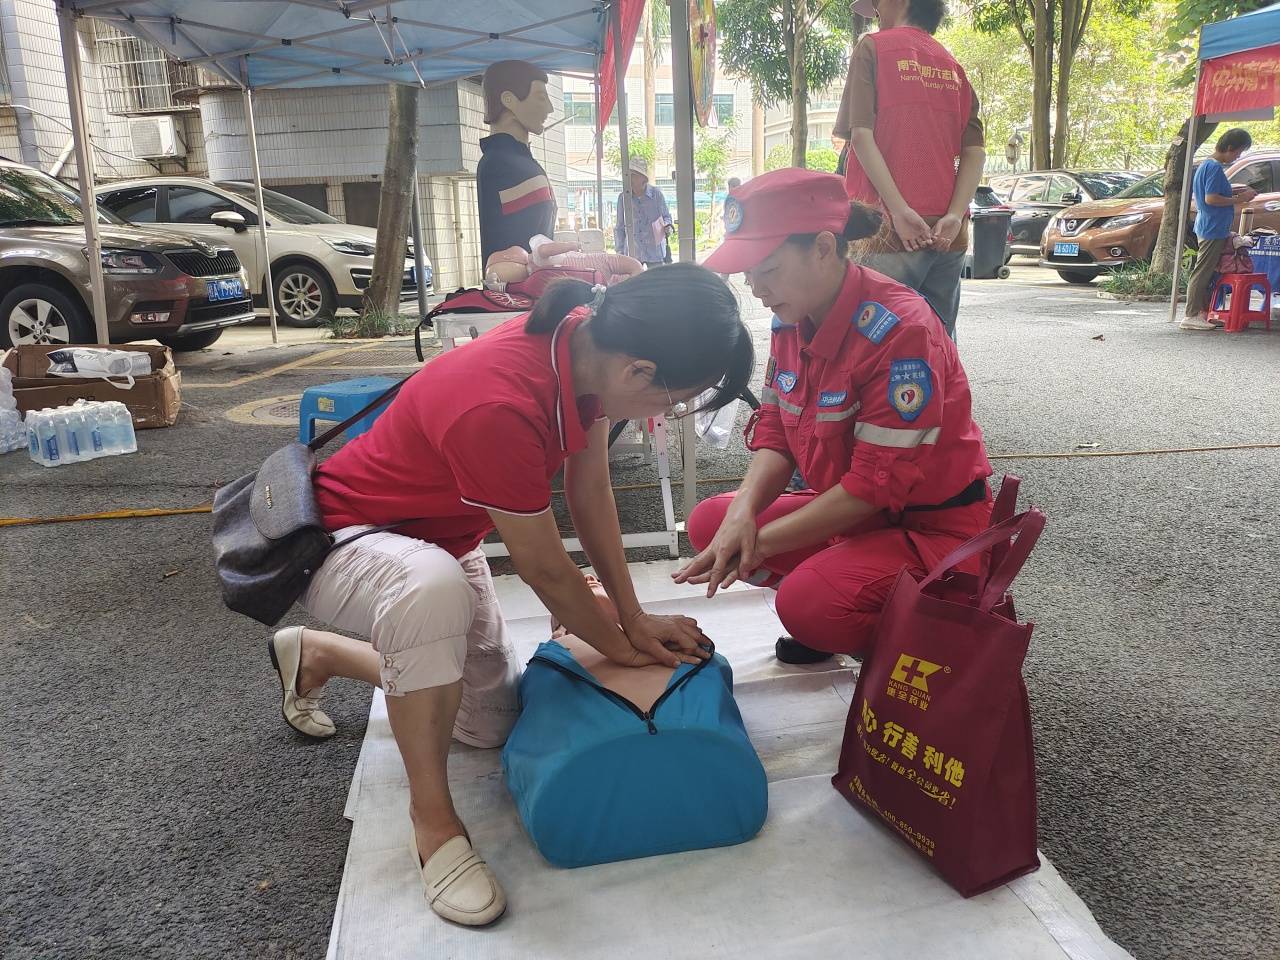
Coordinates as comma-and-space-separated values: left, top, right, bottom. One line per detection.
1, 266, 1276, 960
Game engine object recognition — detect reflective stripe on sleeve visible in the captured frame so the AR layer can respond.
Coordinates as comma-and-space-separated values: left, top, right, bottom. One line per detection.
853, 421, 941, 448
815, 402, 861, 423
760, 386, 780, 405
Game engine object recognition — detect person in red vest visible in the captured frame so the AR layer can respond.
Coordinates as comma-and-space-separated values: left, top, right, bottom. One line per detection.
677, 168, 993, 665
835, 0, 986, 339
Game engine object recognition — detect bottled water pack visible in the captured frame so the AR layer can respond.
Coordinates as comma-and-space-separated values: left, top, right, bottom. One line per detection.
25, 400, 138, 467
0, 367, 25, 453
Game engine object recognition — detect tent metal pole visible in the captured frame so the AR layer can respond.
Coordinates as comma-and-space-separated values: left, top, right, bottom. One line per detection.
594, 57, 604, 230
241, 59, 279, 344
669, 0, 696, 264
610, 1, 635, 257
57, 5, 109, 343
411, 176, 430, 321
1169, 55, 1203, 325
668, 0, 699, 514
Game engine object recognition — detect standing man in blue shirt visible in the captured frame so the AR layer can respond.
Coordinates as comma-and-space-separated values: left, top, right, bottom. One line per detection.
615, 157, 673, 267
1183, 128, 1256, 331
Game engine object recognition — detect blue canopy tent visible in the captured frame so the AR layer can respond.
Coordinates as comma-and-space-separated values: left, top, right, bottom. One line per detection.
54, 0, 697, 344
1170, 2, 1280, 320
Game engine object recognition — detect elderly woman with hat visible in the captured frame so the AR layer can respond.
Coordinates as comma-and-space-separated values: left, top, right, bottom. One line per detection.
675, 168, 993, 665
615, 156, 673, 267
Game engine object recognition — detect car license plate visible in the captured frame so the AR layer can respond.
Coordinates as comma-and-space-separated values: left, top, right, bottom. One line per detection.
1054, 242, 1081, 257
206, 278, 244, 302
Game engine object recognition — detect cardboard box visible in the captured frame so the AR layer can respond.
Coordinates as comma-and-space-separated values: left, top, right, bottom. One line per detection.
2, 344, 182, 429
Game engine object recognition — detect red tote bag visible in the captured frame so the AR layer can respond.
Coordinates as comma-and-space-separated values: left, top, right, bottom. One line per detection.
833, 495, 1045, 898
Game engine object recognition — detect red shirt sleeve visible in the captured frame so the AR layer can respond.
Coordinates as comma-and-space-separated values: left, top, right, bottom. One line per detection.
840, 323, 945, 512
442, 403, 553, 516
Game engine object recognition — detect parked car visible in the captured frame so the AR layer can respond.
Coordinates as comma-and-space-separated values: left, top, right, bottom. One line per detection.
1039, 150, 1280, 283
1, 159, 254, 351
988, 170, 1147, 256
96, 178, 431, 327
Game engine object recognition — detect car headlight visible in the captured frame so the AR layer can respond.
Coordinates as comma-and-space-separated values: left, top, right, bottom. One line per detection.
96, 248, 163, 274
323, 238, 375, 257
1099, 213, 1147, 230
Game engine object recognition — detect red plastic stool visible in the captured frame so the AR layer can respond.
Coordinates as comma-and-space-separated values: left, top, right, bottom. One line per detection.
1207, 272, 1273, 333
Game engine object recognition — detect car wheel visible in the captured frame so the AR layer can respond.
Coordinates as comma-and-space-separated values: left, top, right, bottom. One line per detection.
0, 283, 95, 348
158, 328, 225, 352
1057, 270, 1096, 285
274, 264, 335, 328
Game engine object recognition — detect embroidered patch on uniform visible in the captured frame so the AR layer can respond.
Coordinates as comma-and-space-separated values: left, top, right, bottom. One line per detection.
724, 196, 744, 234
764, 356, 778, 387
854, 301, 900, 344
818, 390, 848, 407
887, 358, 932, 422
774, 370, 798, 394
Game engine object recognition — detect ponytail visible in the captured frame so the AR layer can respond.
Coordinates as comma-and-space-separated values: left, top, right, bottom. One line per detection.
525, 278, 594, 334
784, 201, 884, 259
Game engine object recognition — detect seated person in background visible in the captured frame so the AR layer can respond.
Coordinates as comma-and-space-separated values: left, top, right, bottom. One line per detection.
485, 234, 644, 291
551, 574, 675, 712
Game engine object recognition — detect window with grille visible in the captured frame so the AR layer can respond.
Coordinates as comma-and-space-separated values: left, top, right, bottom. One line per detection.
93, 23, 199, 115
0, 32, 10, 104
713, 94, 734, 125
563, 92, 595, 126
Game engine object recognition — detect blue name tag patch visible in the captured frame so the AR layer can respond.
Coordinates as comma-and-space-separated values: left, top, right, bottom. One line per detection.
818, 390, 848, 407
854, 301, 900, 343
887, 358, 932, 422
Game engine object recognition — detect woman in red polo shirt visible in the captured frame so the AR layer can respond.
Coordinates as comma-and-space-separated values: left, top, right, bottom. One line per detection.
676, 168, 992, 665
268, 264, 752, 927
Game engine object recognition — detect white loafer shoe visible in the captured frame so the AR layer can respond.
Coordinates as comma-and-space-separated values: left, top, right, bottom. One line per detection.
268, 627, 335, 740
411, 833, 507, 927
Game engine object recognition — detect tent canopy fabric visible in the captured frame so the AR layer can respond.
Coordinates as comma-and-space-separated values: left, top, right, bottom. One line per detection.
69, 0, 616, 90
1199, 0, 1280, 61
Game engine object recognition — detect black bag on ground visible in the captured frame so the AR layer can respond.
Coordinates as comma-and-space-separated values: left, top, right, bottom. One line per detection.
211, 379, 408, 626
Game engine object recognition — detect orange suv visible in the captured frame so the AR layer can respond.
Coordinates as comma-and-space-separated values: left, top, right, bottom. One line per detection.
1039, 150, 1280, 283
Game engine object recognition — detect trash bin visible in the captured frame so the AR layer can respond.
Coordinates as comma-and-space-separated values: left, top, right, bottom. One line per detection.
968, 209, 1013, 279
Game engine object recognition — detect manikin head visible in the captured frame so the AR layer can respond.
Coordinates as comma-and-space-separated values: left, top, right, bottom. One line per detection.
483, 60, 553, 140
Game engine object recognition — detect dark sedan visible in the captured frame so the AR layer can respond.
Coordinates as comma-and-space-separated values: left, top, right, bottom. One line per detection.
988, 170, 1147, 256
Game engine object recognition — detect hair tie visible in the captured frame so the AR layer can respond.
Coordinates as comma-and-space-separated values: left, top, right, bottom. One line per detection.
588, 283, 608, 315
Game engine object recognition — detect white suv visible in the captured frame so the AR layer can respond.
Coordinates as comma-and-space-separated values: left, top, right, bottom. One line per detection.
96, 177, 431, 327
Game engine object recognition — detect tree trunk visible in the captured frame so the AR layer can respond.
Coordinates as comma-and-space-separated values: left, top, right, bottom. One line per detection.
752, 100, 765, 176
1150, 116, 1218, 276
643, 2, 657, 143
365, 84, 419, 315
1052, 0, 1091, 169
1030, 0, 1052, 170
789, 0, 809, 168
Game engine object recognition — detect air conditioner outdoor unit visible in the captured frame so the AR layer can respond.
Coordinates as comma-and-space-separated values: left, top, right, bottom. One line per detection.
129, 115, 185, 159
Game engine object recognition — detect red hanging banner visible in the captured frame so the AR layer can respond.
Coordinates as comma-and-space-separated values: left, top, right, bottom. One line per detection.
596, 0, 646, 134
1196, 46, 1280, 116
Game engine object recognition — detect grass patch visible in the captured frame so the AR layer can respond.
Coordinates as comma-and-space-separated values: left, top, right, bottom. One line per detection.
322, 307, 418, 339
1099, 262, 1188, 299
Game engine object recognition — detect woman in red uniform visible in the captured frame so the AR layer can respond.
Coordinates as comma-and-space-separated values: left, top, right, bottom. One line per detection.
269, 264, 752, 927
677, 168, 991, 664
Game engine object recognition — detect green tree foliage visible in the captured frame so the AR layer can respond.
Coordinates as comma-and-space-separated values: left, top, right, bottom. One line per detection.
719, 0, 849, 166
603, 120, 658, 177
764, 143, 839, 172
694, 121, 737, 197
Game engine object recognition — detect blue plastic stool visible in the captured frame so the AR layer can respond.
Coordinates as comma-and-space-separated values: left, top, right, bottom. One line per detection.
298, 376, 399, 443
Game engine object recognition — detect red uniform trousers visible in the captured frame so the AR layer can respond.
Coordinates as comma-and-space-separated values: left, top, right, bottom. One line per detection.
688, 491, 991, 656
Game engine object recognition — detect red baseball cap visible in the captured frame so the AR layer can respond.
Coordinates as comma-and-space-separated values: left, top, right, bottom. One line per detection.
703, 167, 852, 274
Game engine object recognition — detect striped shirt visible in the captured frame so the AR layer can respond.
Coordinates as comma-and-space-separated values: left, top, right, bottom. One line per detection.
477, 133, 557, 265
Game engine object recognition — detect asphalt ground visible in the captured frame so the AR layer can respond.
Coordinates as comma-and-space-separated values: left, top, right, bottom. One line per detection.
1, 263, 1277, 960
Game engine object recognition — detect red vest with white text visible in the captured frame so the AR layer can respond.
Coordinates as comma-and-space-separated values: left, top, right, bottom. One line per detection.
844, 28, 972, 218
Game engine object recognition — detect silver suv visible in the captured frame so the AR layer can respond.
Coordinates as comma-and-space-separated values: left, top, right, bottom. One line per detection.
0, 160, 254, 351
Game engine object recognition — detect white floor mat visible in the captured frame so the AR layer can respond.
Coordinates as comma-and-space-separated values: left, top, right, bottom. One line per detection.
327, 561, 1134, 960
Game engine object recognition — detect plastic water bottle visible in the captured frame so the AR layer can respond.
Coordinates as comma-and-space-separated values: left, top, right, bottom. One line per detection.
52, 408, 82, 462
66, 407, 95, 461
0, 367, 16, 412
113, 402, 138, 455
26, 411, 41, 461
35, 409, 60, 467
0, 408, 24, 453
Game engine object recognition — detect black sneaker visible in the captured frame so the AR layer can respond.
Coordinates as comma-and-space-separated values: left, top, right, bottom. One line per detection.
774, 636, 834, 665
